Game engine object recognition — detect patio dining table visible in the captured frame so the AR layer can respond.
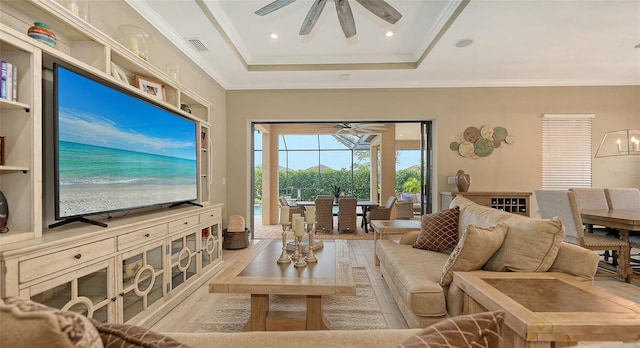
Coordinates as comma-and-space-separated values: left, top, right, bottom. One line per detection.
294, 200, 379, 233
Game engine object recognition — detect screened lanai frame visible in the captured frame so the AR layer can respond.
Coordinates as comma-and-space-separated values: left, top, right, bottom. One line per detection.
250, 121, 433, 235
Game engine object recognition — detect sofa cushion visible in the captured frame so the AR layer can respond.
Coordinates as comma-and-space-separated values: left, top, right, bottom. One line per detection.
91, 321, 190, 348
377, 240, 450, 317
451, 195, 565, 272
397, 310, 505, 348
440, 224, 508, 286
0, 297, 103, 348
413, 206, 460, 253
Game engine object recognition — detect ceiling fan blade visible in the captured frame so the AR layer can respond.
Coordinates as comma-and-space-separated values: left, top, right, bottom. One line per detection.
255, 0, 296, 16
335, 0, 356, 38
355, 0, 402, 24
300, 0, 328, 35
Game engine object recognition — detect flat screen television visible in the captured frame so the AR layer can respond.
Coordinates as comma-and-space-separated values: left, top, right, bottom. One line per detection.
49, 63, 198, 228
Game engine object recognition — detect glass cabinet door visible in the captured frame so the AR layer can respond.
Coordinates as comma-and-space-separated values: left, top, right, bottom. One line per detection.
169, 228, 198, 291
28, 259, 114, 323
119, 240, 166, 323
200, 223, 220, 271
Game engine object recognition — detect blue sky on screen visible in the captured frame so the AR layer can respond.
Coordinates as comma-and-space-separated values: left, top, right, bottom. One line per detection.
253, 132, 420, 170
57, 66, 196, 160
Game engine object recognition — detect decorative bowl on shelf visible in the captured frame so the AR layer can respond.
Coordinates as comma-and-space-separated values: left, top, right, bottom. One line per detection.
27, 22, 57, 48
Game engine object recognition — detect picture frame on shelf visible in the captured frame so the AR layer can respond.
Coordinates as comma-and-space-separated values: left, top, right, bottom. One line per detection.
110, 62, 129, 85
134, 75, 165, 102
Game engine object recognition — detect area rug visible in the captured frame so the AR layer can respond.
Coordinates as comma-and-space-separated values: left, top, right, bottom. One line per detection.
197, 267, 387, 332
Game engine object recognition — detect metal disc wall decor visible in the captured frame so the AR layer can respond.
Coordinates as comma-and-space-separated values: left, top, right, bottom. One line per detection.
451, 126, 514, 158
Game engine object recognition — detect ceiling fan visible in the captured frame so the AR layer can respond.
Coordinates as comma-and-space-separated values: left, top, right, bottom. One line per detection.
255, 0, 402, 38
329, 122, 387, 135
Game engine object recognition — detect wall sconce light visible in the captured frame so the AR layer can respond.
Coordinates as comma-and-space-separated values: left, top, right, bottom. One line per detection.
594, 129, 640, 157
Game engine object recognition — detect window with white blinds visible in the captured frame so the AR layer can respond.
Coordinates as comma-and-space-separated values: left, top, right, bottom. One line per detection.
541, 114, 594, 190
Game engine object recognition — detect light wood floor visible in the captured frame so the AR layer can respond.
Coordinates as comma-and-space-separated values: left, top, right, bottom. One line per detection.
152, 227, 640, 333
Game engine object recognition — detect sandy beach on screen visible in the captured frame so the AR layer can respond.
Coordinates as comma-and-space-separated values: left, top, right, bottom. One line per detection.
59, 184, 197, 217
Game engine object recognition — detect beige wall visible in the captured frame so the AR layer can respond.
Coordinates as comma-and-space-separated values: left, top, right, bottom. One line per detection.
225, 86, 640, 220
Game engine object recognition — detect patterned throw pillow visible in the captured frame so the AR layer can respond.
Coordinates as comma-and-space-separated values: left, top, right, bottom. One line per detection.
397, 310, 506, 348
0, 297, 103, 348
413, 206, 460, 253
440, 224, 509, 286
92, 320, 191, 348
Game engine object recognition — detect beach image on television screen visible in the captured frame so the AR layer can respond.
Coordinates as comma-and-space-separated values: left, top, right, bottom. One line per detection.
56, 65, 197, 218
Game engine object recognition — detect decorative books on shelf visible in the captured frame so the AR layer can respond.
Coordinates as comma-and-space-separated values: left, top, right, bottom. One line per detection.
1, 60, 18, 101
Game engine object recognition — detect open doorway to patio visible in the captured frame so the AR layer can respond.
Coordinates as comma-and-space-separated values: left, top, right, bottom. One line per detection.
250, 121, 432, 237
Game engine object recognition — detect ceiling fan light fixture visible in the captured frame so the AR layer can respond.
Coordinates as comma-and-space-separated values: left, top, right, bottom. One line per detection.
455, 38, 474, 48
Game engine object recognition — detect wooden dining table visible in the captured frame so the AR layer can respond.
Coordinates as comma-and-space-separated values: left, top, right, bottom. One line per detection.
580, 209, 640, 283
294, 200, 379, 233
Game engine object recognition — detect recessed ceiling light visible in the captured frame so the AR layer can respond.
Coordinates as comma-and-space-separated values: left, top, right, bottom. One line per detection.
339, 74, 351, 81
455, 38, 474, 48
269, 32, 279, 39
385, 31, 394, 37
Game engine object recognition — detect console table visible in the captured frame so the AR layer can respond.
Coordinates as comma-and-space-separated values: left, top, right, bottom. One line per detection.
440, 192, 531, 216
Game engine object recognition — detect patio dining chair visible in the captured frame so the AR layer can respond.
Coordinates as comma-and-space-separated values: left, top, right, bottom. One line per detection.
337, 195, 357, 233
315, 195, 334, 233
535, 190, 629, 279
367, 196, 397, 229
279, 196, 304, 222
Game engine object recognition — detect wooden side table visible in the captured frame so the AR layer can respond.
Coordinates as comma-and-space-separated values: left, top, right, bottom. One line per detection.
454, 271, 640, 347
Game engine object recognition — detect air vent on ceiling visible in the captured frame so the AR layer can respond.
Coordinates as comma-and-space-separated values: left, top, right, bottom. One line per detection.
187, 38, 208, 52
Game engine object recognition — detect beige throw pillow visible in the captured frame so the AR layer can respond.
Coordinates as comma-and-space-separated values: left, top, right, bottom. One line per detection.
440, 224, 508, 286
450, 195, 565, 272
397, 310, 506, 348
413, 206, 460, 253
0, 297, 103, 348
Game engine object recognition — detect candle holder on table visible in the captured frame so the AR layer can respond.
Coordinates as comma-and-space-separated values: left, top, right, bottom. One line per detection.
277, 223, 291, 264
293, 235, 307, 268
305, 223, 317, 263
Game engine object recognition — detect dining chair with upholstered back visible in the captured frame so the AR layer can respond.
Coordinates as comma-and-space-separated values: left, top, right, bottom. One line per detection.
337, 195, 357, 233
569, 187, 618, 262
535, 190, 629, 279
315, 195, 334, 233
569, 188, 610, 210
604, 188, 640, 210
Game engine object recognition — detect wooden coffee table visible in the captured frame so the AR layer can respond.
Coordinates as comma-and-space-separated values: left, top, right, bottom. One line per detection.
209, 240, 355, 331
371, 219, 420, 265
454, 271, 640, 347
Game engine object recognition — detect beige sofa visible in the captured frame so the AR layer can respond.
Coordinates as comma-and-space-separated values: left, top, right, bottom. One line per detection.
376, 195, 601, 328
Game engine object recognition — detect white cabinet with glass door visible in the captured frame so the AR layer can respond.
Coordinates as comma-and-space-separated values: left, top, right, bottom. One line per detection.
117, 240, 166, 324
21, 259, 115, 323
